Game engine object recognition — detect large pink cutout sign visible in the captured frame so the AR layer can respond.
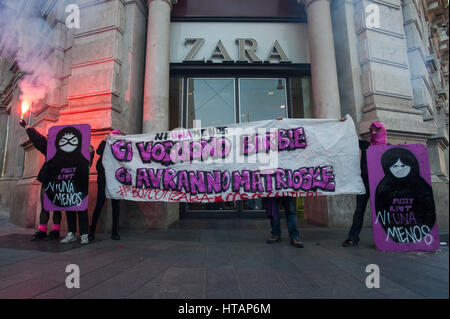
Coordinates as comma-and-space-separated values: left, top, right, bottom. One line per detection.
43, 124, 91, 211
367, 144, 440, 251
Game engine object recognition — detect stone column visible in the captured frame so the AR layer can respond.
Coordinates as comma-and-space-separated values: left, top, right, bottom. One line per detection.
140, 0, 179, 229
303, 0, 341, 119
142, 0, 173, 133
300, 0, 342, 227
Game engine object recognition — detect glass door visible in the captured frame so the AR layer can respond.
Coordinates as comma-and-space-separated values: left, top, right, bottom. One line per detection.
186, 78, 236, 129
238, 78, 288, 123
238, 78, 288, 213
184, 78, 238, 214
181, 77, 290, 217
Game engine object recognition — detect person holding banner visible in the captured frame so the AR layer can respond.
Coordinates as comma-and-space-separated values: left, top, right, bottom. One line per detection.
264, 117, 304, 248
60, 145, 94, 245
89, 130, 123, 241
264, 197, 304, 248
19, 119, 62, 241
342, 121, 388, 247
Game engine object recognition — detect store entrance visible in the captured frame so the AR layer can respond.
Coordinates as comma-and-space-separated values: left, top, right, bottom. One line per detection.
169, 74, 313, 218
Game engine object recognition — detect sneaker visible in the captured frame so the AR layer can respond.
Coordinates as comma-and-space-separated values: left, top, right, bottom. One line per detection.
80, 234, 89, 245
31, 230, 47, 241
60, 232, 77, 244
266, 235, 281, 244
342, 239, 358, 247
46, 230, 60, 240
290, 238, 304, 248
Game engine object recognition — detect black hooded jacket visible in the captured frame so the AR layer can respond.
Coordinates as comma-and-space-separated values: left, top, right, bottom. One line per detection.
359, 140, 370, 184
96, 140, 107, 185
26, 127, 48, 183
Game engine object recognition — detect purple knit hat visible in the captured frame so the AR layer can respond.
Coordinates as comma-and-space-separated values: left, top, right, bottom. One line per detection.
110, 129, 124, 135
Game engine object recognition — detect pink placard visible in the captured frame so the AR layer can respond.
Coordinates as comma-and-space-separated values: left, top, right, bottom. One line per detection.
367, 144, 440, 251
43, 124, 91, 211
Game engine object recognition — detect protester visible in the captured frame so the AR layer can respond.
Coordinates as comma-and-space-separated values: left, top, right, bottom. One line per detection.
264, 117, 303, 248
264, 197, 304, 248
89, 130, 123, 241
342, 121, 388, 247
19, 119, 62, 241
60, 145, 94, 245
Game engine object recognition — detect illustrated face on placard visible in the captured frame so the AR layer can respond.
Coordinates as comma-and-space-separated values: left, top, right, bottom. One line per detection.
58, 133, 79, 153
381, 148, 419, 181
55, 127, 83, 155
389, 159, 411, 178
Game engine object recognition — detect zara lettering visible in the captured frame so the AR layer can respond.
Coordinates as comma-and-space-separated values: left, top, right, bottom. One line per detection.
183, 38, 292, 63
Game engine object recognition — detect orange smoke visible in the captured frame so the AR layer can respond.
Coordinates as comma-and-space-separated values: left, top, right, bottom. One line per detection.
20, 100, 31, 120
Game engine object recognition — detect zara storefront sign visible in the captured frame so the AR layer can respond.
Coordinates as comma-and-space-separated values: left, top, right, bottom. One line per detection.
170, 22, 310, 64
183, 38, 292, 63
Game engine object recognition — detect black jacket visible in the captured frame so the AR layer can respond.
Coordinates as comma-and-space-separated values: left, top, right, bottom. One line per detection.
26, 127, 48, 183
359, 140, 370, 184
96, 140, 106, 184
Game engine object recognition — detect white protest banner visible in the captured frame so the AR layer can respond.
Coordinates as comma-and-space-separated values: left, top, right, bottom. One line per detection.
103, 115, 365, 203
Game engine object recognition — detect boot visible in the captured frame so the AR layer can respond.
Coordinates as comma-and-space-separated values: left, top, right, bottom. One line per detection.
111, 230, 120, 240
111, 207, 120, 240
31, 230, 47, 241
290, 238, 304, 248
266, 235, 281, 244
88, 225, 96, 241
46, 230, 60, 240
342, 239, 358, 247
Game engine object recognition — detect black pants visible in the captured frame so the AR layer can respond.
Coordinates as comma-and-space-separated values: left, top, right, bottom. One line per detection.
90, 180, 120, 233
39, 185, 62, 226
347, 183, 370, 243
66, 210, 89, 235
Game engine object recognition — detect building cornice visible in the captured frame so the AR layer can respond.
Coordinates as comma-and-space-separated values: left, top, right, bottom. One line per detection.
298, 0, 331, 9
147, 0, 177, 9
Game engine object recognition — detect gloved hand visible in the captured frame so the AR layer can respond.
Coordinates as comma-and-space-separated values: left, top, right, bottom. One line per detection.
19, 119, 27, 128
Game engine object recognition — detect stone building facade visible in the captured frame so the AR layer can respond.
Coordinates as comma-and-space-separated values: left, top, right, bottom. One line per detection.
0, 0, 448, 232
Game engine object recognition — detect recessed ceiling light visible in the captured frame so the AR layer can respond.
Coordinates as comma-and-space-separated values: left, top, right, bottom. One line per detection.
280, 105, 286, 108
268, 92, 274, 95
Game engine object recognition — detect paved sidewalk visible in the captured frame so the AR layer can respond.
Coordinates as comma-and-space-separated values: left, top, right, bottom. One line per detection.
0, 209, 448, 299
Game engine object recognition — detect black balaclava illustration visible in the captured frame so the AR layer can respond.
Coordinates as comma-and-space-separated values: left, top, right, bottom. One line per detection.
44, 126, 90, 207
375, 148, 436, 241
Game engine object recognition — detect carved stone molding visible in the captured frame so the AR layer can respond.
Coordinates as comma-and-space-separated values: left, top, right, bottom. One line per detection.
147, 0, 177, 9
298, 0, 331, 9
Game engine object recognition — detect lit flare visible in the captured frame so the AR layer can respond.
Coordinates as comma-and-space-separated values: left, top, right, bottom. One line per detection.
20, 100, 31, 120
